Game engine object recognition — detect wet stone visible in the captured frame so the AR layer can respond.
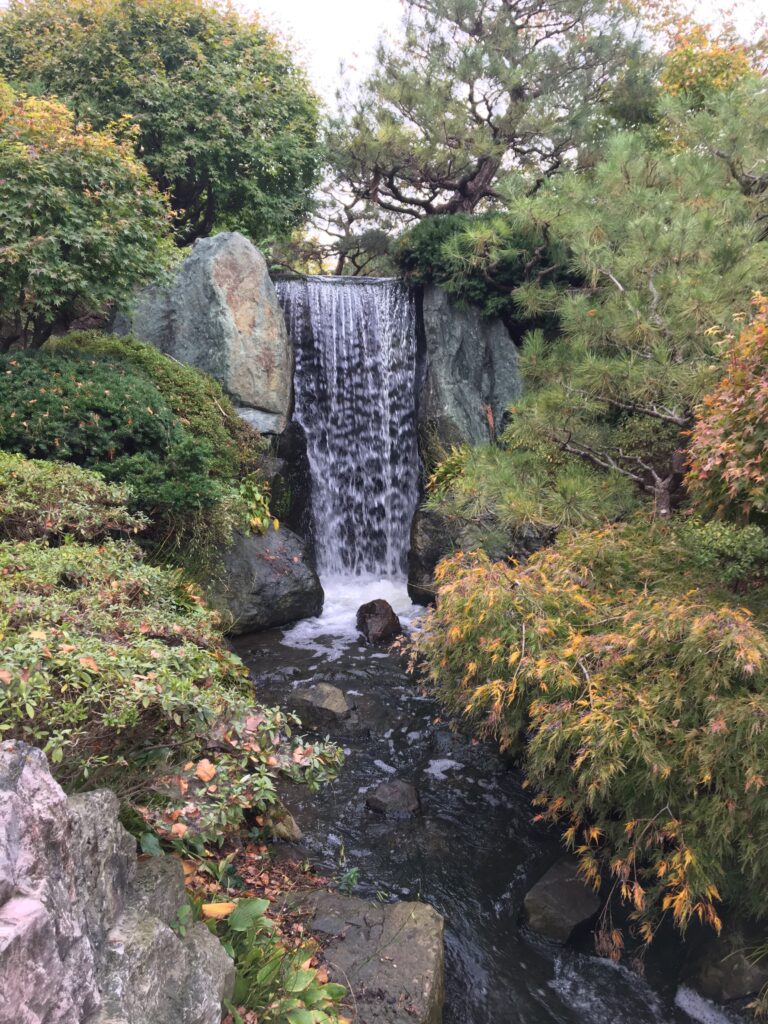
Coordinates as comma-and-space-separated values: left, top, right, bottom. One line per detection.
282, 891, 444, 1024
291, 683, 353, 729
523, 856, 601, 943
366, 780, 420, 817
356, 599, 403, 644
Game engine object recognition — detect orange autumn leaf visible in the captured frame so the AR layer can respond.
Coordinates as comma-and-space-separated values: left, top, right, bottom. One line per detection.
195, 759, 216, 783
201, 902, 237, 920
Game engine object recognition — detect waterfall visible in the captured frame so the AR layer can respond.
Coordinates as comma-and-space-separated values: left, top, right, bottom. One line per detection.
275, 277, 421, 579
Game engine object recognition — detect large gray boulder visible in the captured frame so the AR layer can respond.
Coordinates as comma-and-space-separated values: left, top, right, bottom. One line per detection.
283, 891, 444, 1024
211, 526, 323, 635
0, 741, 234, 1024
523, 857, 601, 944
419, 285, 520, 447
114, 232, 292, 433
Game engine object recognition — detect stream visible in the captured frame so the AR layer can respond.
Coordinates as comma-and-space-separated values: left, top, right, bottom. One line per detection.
234, 576, 737, 1024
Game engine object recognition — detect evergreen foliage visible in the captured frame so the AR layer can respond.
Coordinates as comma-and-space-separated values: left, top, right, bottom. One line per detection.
45, 332, 265, 478
394, 212, 575, 328
0, 81, 172, 348
427, 128, 768, 532
329, 0, 649, 221
0, 0, 322, 245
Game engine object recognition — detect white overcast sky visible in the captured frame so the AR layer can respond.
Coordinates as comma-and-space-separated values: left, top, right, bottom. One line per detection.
240, 0, 765, 101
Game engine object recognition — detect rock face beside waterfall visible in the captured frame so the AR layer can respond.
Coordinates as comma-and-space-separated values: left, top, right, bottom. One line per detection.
210, 526, 323, 635
114, 232, 292, 433
420, 286, 520, 446
408, 507, 543, 605
0, 741, 234, 1024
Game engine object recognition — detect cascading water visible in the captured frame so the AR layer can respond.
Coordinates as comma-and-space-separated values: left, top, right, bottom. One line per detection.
275, 276, 420, 579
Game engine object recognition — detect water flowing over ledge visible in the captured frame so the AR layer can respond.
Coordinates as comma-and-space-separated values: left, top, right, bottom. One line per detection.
276, 276, 421, 578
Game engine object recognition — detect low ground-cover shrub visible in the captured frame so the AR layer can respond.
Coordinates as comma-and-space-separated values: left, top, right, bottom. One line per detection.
0, 451, 146, 542
412, 515, 768, 944
0, 536, 342, 839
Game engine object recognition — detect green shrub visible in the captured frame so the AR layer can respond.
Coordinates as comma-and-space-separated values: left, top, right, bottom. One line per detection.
0, 537, 342, 835
393, 212, 575, 328
0, 81, 172, 348
412, 515, 768, 945
46, 332, 265, 478
0, 350, 246, 574
0, 451, 146, 542
212, 898, 346, 1024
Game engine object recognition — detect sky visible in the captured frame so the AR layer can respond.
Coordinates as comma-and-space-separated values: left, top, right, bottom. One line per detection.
240, 0, 404, 99
240, 0, 766, 100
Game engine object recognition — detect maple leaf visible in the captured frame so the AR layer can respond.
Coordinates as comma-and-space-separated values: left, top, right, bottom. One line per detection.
79, 655, 99, 672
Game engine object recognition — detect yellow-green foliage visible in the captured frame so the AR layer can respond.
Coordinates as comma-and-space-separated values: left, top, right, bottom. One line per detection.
413, 516, 768, 944
0, 455, 342, 841
0, 82, 171, 347
0, 451, 146, 541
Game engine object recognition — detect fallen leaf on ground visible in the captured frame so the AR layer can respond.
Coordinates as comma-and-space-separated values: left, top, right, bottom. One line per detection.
201, 901, 237, 920
195, 758, 216, 782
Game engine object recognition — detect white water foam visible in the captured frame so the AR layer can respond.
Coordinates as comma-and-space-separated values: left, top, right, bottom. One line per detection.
281, 572, 422, 655
424, 759, 463, 780
675, 986, 742, 1024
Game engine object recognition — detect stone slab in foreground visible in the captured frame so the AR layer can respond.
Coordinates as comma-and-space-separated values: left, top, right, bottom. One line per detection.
283, 891, 444, 1024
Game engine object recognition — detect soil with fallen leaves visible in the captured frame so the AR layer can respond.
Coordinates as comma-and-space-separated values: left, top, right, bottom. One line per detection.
175, 841, 340, 1024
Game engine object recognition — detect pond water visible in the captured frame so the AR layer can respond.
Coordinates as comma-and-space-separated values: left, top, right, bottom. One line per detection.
234, 575, 740, 1024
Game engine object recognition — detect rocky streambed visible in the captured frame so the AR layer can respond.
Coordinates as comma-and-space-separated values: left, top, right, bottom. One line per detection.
234, 577, 744, 1024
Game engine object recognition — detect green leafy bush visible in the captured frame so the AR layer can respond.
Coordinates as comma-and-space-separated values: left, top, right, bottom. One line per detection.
212, 898, 346, 1023
0, 81, 172, 348
46, 332, 265, 478
0, 537, 248, 782
0, 537, 342, 832
412, 515, 768, 945
0, 0, 322, 245
0, 451, 146, 542
0, 350, 247, 572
